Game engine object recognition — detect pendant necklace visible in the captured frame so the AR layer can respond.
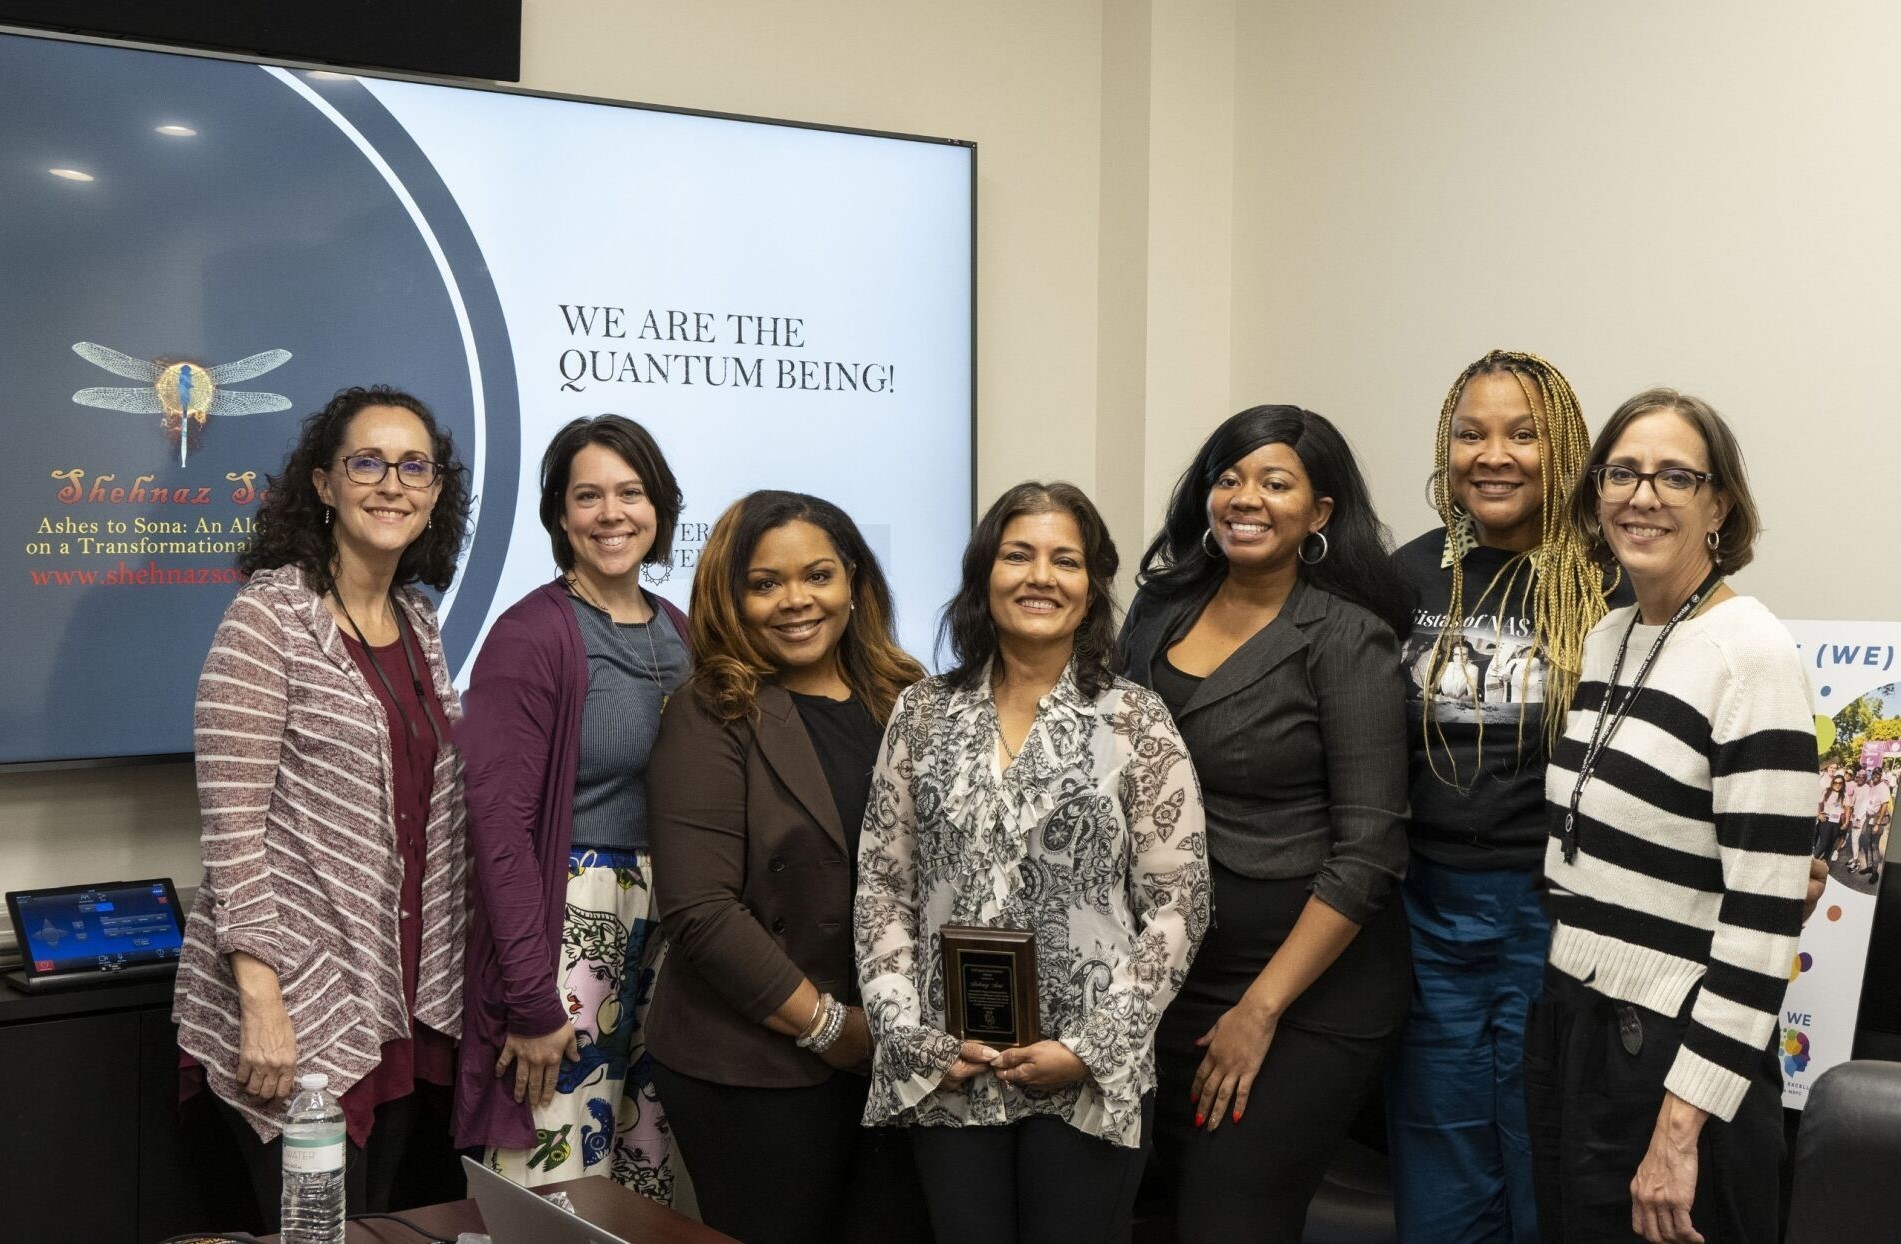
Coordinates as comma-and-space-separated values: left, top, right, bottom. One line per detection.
565, 573, 670, 709
1561, 568, 1724, 863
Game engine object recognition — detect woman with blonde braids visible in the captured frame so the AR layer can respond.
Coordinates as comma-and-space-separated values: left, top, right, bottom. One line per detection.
1386, 350, 1622, 1242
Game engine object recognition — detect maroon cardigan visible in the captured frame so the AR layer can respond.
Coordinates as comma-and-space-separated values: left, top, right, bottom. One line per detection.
450, 578, 689, 1150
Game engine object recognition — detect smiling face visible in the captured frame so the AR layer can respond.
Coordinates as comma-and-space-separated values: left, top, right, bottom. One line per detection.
1206, 441, 1333, 574
988, 509, 1090, 652
560, 442, 658, 592
1449, 371, 1544, 551
312, 404, 440, 573
740, 519, 854, 681
1596, 409, 1730, 601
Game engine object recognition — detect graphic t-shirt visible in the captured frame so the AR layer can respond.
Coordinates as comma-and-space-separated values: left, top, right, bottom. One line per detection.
1394, 529, 1570, 870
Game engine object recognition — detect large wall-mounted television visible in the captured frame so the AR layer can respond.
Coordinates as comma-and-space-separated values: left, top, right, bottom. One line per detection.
0, 27, 976, 768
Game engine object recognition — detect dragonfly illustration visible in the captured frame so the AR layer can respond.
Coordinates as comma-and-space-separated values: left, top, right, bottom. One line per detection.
71, 341, 293, 467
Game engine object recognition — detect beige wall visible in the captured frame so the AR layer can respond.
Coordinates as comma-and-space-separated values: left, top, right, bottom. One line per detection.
1224, 1, 1901, 622
12, 0, 1895, 913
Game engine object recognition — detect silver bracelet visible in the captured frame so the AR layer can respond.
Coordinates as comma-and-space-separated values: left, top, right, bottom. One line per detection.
797, 993, 846, 1052
811, 999, 847, 1052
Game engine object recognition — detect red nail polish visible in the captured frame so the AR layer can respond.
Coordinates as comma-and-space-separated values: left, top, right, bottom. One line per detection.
1232, 1109, 1242, 1124
1194, 1112, 1205, 1127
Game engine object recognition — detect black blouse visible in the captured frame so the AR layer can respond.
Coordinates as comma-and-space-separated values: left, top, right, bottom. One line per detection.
789, 691, 883, 863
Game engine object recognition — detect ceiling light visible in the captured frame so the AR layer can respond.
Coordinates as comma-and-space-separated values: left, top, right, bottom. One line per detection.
308, 70, 354, 81
48, 168, 93, 181
155, 124, 197, 137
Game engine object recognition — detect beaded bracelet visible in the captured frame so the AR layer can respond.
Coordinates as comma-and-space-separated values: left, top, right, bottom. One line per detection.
809, 998, 847, 1052
796, 993, 846, 1052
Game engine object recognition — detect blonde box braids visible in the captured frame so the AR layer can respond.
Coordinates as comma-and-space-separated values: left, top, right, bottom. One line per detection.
1423, 349, 1613, 773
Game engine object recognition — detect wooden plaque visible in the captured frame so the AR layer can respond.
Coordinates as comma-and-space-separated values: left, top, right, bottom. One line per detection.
940, 923, 1040, 1048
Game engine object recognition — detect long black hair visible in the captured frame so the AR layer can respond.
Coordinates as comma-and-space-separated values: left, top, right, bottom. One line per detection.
238, 386, 470, 594
939, 481, 1121, 698
1137, 405, 1410, 636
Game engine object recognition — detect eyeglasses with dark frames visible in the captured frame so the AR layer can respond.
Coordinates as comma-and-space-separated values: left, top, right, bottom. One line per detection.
1590, 464, 1714, 505
336, 454, 443, 489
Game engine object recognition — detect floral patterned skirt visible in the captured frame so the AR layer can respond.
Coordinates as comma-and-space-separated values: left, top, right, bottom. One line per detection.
483, 847, 672, 1201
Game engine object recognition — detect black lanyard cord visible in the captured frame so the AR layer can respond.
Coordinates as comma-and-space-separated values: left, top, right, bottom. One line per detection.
1561, 568, 1724, 864
333, 590, 445, 752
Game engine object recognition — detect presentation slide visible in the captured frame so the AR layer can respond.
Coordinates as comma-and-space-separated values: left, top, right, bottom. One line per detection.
0, 31, 974, 766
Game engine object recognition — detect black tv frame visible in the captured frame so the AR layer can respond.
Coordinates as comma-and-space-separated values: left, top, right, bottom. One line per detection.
0, 0, 524, 82
0, 24, 979, 773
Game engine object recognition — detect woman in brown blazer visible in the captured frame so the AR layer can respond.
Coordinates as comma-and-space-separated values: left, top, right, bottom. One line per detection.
646, 490, 930, 1243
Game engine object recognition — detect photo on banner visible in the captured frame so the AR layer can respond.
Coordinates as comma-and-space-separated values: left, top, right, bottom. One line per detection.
1783, 620, 1900, 1107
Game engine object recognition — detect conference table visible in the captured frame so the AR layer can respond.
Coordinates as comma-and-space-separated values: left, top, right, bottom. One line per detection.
257, 1176, 734, 1242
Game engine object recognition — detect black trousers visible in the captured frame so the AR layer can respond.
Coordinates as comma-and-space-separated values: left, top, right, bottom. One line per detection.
908, 1096, 1153, 1244
1152, 866, 1412, 1243
651, 1060, 931, 1244
214, 1091, 427, 1231
1524, 967, 1784, 1244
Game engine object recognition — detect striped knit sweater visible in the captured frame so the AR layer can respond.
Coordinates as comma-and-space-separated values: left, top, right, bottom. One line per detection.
1543, 595, 1814, 1122
172, 565, 469, 1140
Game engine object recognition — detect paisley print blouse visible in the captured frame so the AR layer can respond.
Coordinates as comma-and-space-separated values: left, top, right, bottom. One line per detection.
854, 664, 1209, 1147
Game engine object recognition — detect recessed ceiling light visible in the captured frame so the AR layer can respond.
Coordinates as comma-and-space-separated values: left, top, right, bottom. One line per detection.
308, 70, 354, 81
48, 168, 94, 181
155, 124, 197, 137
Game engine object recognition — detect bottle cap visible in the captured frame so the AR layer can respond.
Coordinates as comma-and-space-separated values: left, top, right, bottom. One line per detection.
297, 1072, 329, 1091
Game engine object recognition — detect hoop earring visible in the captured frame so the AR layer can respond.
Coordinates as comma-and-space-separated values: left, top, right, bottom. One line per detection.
1706, 529, 1721, 565
1202, 529, 1225, 559
1299, 530, 1330, 565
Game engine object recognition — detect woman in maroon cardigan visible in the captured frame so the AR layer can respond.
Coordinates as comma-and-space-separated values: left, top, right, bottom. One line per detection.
452, 416, 689, 1197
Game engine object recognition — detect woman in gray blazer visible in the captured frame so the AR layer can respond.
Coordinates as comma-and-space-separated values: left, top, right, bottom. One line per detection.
1120, 406, 1414, 1243
645, 490, 929, 1243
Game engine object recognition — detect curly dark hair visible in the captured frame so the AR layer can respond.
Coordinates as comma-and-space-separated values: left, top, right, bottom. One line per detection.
237, 386, 471, 594
1137, 405, 1410, 637
939, 481, 1121, 699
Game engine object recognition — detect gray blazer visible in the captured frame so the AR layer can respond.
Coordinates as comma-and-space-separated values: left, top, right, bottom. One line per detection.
1119, 576, 1409, 925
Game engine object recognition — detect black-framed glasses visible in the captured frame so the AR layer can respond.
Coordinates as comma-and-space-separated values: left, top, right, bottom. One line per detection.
337, 454, 442, 489
1590, 465, 1714, 505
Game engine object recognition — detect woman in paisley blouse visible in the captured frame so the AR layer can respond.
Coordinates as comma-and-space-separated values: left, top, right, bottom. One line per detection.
856, 481, 1210, 1244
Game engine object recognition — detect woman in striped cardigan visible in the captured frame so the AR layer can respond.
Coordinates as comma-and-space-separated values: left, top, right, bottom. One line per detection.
174, 386, 473, 1226
1531, 389, 1814, 1244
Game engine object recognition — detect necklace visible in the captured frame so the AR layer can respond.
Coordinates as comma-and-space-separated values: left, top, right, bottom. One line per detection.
1560, 568, 1724, 863
564, 573, 668, 689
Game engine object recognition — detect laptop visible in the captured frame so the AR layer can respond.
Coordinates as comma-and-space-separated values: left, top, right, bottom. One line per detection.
462, 1156, 635, 1244
4, 878, 186, 992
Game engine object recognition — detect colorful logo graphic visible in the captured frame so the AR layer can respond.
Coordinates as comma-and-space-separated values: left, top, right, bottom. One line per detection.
1781, 1026, 1812, 1075
71, 341, 292, 467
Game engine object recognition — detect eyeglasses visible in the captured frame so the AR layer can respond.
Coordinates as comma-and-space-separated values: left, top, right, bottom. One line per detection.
336, 454, 443, 489
1589, 465, 1714, 504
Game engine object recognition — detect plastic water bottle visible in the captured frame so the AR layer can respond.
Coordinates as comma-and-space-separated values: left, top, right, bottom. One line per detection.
280, 1072, 346, 1244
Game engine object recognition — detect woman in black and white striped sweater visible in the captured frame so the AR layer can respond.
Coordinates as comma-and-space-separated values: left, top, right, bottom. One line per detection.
1530, 389, 1814, 1244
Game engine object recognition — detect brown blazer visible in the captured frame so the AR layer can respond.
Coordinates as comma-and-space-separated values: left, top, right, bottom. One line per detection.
645, 680, 856, 1087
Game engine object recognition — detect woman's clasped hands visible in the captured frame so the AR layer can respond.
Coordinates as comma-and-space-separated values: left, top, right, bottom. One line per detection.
943, 1038, 1087, 1091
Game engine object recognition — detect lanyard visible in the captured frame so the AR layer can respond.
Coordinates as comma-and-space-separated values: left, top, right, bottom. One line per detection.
1560, 568, 1724, 864
334, 591, 444, 751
